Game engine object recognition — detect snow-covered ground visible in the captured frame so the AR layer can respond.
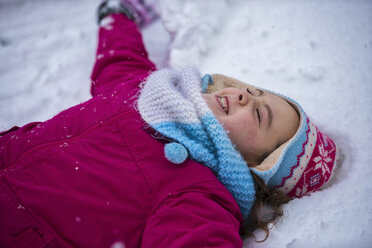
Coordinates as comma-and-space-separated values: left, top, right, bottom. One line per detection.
1, 0, 371, 247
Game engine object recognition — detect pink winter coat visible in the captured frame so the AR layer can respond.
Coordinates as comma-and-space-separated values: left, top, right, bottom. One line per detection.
0, 14, 244, 247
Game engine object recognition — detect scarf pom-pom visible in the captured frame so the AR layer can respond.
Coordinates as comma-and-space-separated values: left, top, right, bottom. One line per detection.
164, 142, 188, 164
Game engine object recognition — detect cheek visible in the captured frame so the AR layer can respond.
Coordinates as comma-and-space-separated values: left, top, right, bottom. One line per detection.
220, 118, 258, 146
222, 115, 256, 135
219, 118, 238, 135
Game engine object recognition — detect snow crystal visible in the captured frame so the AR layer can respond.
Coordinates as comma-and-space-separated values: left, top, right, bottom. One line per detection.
59, 142, 68, 148
101, 16, 114, 30
75, 216, 82, 223
111, 241, 125, 248
17, 204, 25, 210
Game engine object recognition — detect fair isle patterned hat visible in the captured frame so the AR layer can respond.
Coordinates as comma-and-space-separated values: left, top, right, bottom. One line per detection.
251, 92, 339, 198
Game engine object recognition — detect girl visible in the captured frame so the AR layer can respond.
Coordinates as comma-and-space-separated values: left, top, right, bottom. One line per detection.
0, 0, 338, 247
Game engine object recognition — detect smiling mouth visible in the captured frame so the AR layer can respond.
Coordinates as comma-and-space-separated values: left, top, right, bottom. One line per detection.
216, 96, 229, 114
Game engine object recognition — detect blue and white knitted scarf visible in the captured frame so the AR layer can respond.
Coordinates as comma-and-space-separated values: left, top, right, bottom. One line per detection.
138, 67, 255, 223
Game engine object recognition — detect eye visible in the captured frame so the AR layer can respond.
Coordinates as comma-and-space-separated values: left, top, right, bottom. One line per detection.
247, 88, 253, 95
256, 108, 261, 123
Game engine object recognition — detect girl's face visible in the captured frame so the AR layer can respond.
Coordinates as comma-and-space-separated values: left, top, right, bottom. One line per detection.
202, 74, 299, 166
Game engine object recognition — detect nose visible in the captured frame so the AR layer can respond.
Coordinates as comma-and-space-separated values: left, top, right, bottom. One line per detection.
238, 89, 252, 106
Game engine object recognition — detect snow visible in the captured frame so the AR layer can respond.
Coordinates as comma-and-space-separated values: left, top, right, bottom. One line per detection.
101, 16, 115, 30
111, 241, 125, 248
1, 0, 371, 247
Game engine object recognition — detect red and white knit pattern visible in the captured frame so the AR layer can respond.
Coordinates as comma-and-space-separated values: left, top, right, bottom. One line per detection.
282, 122, 337, 198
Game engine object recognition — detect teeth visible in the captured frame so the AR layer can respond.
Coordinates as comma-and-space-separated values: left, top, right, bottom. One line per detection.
218, 96, 227, 112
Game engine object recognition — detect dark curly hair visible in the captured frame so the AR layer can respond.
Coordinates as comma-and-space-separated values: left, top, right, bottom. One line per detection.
243, 172, 291, 242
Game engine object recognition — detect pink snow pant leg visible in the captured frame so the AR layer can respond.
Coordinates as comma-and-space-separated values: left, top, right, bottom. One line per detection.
90, 13, 156, 97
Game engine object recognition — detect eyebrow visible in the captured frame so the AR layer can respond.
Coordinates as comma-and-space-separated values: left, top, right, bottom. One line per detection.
257, 89, 264, 96
264, 104, 273, 129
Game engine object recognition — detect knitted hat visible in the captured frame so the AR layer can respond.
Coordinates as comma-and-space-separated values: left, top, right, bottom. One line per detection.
246, 90, 339, 198
204, 74, 338, 198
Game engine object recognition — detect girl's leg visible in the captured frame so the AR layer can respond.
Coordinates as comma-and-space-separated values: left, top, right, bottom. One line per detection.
90, 5, 156, 97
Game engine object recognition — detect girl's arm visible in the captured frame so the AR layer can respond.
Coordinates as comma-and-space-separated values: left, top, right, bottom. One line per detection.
90, 13, 156, 97
141, 192, 243, 248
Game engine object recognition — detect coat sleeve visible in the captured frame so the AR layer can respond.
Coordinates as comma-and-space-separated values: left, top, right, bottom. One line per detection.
141, 192, 243, 248
90, 13, 156, 97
